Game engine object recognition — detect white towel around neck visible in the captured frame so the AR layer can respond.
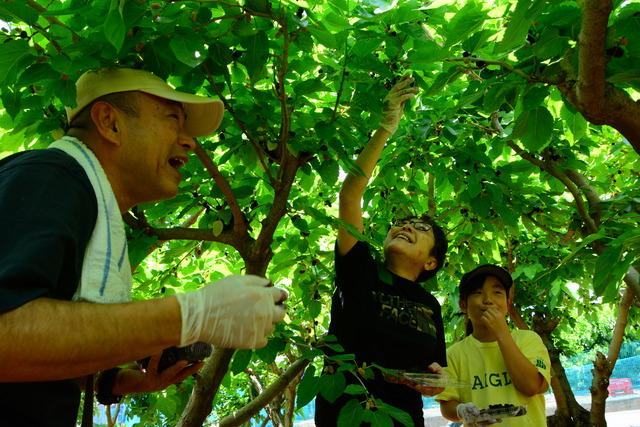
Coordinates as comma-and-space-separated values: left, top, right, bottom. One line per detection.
49, 136, 132, 303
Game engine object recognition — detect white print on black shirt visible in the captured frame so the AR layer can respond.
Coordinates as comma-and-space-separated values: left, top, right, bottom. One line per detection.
371, 291, 437, 337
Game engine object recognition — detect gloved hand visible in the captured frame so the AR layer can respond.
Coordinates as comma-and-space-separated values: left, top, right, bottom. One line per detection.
456, 403, 500, 426
379, 75, 420, 134
175, 275, 287, 349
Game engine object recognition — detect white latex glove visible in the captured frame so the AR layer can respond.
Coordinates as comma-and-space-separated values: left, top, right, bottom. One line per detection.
175, 275, 287, 349
456, 403, 500, 426
379, 75, 419, 134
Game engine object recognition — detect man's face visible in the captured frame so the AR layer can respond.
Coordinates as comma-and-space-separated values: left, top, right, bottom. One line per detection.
383, 218, 436, 267
117, 93, 195, 205
461, 275, 509, 323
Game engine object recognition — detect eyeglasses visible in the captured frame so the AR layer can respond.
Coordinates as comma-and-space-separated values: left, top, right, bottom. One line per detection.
391, 219, 433, 233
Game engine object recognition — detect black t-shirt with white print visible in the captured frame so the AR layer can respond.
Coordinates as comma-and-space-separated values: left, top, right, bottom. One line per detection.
315, 241, 446, 427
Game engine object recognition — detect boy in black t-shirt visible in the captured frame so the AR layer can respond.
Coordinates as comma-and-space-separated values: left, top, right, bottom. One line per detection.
314, 77, 449, 427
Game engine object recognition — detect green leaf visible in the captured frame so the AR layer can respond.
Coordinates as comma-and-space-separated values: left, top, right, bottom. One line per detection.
0, 40, 31, 85
308, 299, 322, 318
593, 244, 632, 299
352, 35, 382, 58
154, 395, 177, 416
407, 40, 448, 65
245, 0, 271, 14
560, 104, 587, 142
230, 349, 253, 374
315, 159, 339, 186
522, 85, 550, 111
170, 34, 207, 68
323, 12, 351, 32
495, 0, 547, 54
296, 365, 320, 409
294, 79, 328, 96
426, 65, 463, 96
511, 106, 554, 152
465, 176, 482, 199
364, 409, 394, 427
307, 25, 338, 49
532, 27, 570, 60
254, 337, 286, 364
17, 63, 57, 86
327, 352, 356, 362
534, 231, 606, 283
209, 42, 233, 66
104, 1, 125, 52
444, 2, 486, 48
1, 87, 20, 119
128, 235, 159, 268
344, 384, 367, 395
606, 69, 640, 84
211, 220, 224, 236
0, 2, 39, 25
319, 372, 346, 402
462, 29, 494, 54
239, 31, 269, 81
482, 82, 519, 112
378, 401, 414, 427
610, 228, 640, 247
469, 193, 491, 217
292, 216, 310, 232
337, 398, 364, 427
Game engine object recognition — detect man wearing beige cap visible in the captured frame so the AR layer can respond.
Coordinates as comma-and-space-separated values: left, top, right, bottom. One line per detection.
0, 68, 287, 426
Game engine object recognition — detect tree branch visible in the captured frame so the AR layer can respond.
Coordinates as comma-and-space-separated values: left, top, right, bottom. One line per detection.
331, 36, 350, 123
565, 169, 602, 227
203, 65, 278, 187
554, 0, 640, 155
275, 13, 291, 166
25, 0, 81, 41
194, 141, 247, 234
522, 213, 565, 240
576, 0, 612, 115
141, 226, 239, 245
218, 358, 309, 427
30, 22, 63, 54
607, 288, 634, 367
444, 57, 556, 84
506, 141, 598, 234
255, 154, 300, 257
623, 266, 640, 305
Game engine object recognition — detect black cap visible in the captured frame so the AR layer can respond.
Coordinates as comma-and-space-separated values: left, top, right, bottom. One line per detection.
459, 264, 513, 296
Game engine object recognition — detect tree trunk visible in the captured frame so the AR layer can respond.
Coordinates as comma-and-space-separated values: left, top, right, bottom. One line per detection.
545, 345, 591, 426
528, 314, 591, 427
589, 352, 612, 427
176, 349, 235, 427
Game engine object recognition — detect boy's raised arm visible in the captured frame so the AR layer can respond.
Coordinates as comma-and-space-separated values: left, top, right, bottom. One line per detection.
337, 76, 419, 255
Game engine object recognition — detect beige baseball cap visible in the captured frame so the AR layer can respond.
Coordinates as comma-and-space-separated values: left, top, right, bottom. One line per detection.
66, 68, 224, 137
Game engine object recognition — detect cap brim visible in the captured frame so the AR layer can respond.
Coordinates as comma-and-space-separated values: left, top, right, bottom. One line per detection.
460, 264, 513, 291
140, 87, 224, 137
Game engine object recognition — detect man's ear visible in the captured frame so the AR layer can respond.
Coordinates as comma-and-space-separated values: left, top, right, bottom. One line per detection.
90, 101, 123, 146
